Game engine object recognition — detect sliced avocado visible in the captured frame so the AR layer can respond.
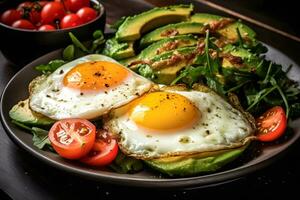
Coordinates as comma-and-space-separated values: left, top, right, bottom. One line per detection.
147, 46, 196, 84
190, 13, 223, 24
222, 44, 261, 69
145, 146, 246, 177
191, 13, 256, 42
116, 4, 194, 41
218, 21, 256, 42
102, 38, 135, 60
9, 99, 55, 126
140, 22, 205, 47
138, 35, 198, 60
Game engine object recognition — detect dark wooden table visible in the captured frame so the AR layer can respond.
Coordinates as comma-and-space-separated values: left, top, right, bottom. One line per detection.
1, 0, 300, 199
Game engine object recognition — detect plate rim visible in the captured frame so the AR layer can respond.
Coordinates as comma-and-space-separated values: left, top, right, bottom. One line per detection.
1, 48, 299, 189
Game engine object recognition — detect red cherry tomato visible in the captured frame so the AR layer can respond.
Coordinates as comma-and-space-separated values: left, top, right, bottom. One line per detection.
41, 2, 65, 24
256, 106, 287, 142
55, 0, 90, 12
11, 19, 35, 30
60, 13, 82, 29
76, 7, 97, 24
38, 24, 56, 31
81, 129, 118, 166
1, 9, 22, 25
29, 10, 41, 25
49, 119, 96, 160
37, 1, 50, 8
17, 2, 34, 10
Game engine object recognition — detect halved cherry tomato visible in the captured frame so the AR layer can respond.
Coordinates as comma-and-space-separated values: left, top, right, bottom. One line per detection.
38, 24, 56, 31
76, 7, 97, 24
41, 2, 65, 24
60, 13, 82, 29
1, 9, 22, 25
12, 19, 35, 30
81, 129, 118, 166
256, 106, 287, 142
49, 119, 96, 160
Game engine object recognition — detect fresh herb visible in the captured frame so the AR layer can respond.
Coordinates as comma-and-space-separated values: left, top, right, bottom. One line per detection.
137, 64, 156, 79
35, 59, 66, 73
32, 127, 52, 150
12, 120, 53, 151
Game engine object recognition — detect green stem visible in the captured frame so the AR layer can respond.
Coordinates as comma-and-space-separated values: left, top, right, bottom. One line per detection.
236, 27, 243, 47
270, 77, 290, 118
226, 80, 251, 93
262, 62, 273, 83
205, 30, 212, 75
246, 86, 277, 111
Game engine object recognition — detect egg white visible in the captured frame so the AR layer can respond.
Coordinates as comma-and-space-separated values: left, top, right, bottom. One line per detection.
104, 87, 255, 159
29, 54, 153, 120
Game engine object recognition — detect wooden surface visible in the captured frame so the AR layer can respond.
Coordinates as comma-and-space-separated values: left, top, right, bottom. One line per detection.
1, 0, 300, 199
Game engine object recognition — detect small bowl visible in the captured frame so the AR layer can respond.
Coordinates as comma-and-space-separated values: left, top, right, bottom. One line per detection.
0, 0, 106, 67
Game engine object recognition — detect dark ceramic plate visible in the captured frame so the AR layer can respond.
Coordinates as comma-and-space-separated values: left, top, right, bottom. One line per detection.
1, 47, 300, 189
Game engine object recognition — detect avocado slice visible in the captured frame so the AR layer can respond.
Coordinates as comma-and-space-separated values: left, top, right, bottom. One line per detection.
135, 46, 196, 84
190, 13, 256, 42
145, 146, 246, 177
9, 99, 55, 126
102, 38, 135, 60
116, 4, 194, 41
190, 13, 223, 24
218, 21, 256, 42
138, 35, 198, 60
140, 22, 205, 47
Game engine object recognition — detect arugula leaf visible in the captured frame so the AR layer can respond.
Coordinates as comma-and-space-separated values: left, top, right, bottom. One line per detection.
12, 121, 53, 151
32, 127, 51, 150
109, 152, 143, 174
137, 64, 156, 80
35, 59, 66, 73
236, 27, 244, 47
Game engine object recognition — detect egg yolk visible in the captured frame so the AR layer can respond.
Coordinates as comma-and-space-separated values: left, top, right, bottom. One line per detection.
63, 61, 129, 91
129, 92, 200, 131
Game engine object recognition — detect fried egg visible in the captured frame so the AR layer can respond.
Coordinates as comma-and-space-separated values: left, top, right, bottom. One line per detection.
104, 85, 255, 159
29, 54, 153, 120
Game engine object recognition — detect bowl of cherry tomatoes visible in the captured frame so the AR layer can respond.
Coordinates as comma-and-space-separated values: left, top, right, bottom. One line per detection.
0, 0, 105, 66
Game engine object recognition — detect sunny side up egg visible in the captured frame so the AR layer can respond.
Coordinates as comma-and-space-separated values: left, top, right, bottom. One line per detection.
104, 85, 255, 159
29, 55, 153, 120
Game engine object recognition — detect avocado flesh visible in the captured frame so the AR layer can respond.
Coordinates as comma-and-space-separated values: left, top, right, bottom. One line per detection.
145, 146, 246, 177
9, 99, 55, 126
102, 38, 135, 60
190, 13, 256, 42
116, 4, 193, 41
190, 13, 223, 24
218, 22, 256, 42
138, 35, 198, 60
140, 22, 205, 47
151, 46, 196, 84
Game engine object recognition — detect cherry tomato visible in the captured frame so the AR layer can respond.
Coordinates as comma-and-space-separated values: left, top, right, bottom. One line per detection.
29, 10, 41, 25
17, 2, 34, 10
76, 7, 97, 24
41, 2, 65, 24
49, 119, 96, 160
60, 13, 82, 29
81, 129, 118, 166
38, 24, 55, 31
55, 0, 90, 12
256, 106, 287, 142
12, 19, 35, 30
37, 1, 50, 8
1, 9, 22, 25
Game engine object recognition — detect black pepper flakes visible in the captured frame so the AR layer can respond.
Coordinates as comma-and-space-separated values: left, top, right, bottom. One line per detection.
105, 83, 109, 88
59, 70, 64, 74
